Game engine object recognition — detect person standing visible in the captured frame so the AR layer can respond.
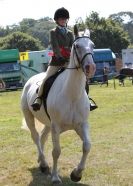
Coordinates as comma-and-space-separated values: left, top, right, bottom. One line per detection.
101, 66, 109, 86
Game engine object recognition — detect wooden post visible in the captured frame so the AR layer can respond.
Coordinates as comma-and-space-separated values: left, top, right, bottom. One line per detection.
113, 76, 116, 89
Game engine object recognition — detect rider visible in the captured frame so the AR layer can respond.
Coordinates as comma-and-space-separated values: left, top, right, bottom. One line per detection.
31, 7, 97, 111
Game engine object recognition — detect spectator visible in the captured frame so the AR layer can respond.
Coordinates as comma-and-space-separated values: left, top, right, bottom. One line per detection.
101, 67, 109, 87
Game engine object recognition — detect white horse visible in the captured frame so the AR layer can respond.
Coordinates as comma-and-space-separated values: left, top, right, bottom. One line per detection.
21, 31, 96, 184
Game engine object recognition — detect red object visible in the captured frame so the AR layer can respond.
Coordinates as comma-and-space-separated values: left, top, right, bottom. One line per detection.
48, 47, 70, 58
48, 51, 54, 56
60, 47, 70, 58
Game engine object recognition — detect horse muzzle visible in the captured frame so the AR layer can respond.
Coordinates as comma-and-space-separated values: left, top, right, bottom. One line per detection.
85, 64, 96, 78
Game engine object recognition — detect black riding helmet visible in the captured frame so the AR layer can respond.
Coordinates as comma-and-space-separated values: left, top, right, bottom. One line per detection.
54, 7, 69, 20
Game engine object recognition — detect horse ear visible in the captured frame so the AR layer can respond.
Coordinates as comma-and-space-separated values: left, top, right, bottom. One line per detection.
84, 29, 90, 37
74, 24, 79, 38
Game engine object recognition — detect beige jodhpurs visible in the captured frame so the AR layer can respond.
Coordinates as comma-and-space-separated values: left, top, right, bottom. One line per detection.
38, 66, 61, 97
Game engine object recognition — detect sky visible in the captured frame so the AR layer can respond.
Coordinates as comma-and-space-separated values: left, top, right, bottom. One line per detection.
0, 0, 132, 27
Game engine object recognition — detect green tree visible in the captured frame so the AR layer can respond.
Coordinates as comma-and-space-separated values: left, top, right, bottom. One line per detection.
0, 17, 56, 48
0, 31, 43, 51
19, 18, 36, 32
85, 12, 130, 53
19, 17, 55, 47
109, 11, 133, 44
0, 26, 11, 37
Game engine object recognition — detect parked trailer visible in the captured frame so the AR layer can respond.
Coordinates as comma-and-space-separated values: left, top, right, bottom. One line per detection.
20, 50, 52, 85
0, 49, 22, 90
91, 48, 116, 82
122, 48, 133, 68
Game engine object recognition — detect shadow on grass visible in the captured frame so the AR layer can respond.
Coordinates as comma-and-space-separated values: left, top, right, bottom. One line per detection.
28, 167, 91, 186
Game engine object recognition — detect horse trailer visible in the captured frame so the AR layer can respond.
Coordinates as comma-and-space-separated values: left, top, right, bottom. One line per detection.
20, 50, 52, 85
0, 49, 22, 90
122, 48, 133, 68
91, 48, 116, 82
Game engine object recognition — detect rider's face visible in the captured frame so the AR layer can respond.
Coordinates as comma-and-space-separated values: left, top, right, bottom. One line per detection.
57, 18, 68, 27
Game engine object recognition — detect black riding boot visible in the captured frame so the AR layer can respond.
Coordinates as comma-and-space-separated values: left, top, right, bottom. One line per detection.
85, 82, 98, 111
31, 97, 42, 111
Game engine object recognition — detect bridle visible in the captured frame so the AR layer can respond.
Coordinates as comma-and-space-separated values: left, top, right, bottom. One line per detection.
66, 36, 94, 70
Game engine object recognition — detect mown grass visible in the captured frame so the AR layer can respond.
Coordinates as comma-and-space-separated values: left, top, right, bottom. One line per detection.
0, 80, 133, 186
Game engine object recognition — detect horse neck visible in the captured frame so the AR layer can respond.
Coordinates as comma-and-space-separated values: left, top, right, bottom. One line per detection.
63, 60, 86, 100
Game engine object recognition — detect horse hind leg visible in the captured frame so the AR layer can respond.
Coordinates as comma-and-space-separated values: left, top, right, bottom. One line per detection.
22, 109, 50, 174
39, 126, 51, 174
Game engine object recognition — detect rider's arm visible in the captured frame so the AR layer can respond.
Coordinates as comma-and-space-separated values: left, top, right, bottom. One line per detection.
50, 30, 62, 58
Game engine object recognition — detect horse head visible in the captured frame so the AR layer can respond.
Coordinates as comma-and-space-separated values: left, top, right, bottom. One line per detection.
72, 25, 96, 78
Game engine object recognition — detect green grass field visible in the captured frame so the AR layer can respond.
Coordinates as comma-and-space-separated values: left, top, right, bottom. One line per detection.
0, 80, 133, 186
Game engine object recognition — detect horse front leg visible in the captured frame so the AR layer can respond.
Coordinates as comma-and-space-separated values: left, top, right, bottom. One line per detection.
71, 122, 91, 182
51, 123, 62, 184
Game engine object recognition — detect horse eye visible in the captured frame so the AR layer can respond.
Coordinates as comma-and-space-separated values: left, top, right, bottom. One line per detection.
76, 44, 80, 49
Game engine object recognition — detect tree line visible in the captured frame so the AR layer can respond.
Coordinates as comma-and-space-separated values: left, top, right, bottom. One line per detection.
0, 11, 132, 54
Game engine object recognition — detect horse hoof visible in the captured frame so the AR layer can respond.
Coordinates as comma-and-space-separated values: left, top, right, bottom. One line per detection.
70, 170, 82, 182
52, 178, 62, 185
52, 180, 62, 185
40, 165, 51, 175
